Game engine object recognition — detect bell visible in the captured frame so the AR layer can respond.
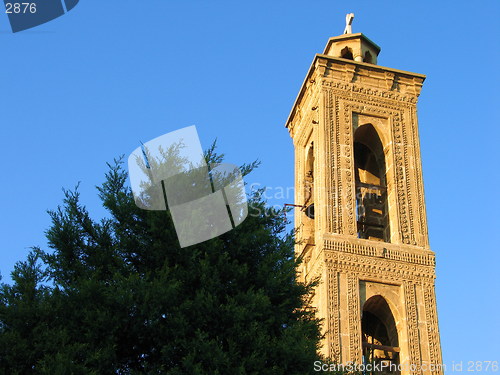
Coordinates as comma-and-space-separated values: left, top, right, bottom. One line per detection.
304, 203, 315, 219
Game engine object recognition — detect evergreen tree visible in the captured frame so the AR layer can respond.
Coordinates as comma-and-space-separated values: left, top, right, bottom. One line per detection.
0, 147, 323, 374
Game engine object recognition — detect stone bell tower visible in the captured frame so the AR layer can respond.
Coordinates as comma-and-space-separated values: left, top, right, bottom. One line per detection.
285, 14, 443, 374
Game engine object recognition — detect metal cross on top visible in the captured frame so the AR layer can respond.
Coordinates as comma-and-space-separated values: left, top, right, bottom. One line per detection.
343, 13, 354, 34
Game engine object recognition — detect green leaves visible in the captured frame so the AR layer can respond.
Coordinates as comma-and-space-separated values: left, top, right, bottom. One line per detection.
0, 149, 323, 374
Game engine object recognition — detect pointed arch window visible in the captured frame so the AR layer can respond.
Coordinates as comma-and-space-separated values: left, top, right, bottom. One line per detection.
341, 46, 354, 60
362, 296, 400, 374
354, 124, 390, 242
364, 51, 373, 64
303, 142, 315, 219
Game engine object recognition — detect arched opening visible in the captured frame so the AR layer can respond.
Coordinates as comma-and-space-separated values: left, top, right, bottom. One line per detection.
364, 51, 373, 64
362, 296, 400, 374
340, 46, 354, 60
354, 124, 390, 242
303, 142, 314, 217
303, 142, 315, 240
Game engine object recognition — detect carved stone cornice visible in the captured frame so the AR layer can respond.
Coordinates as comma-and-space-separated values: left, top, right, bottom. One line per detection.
286, 54, 425, 134
316, 55, 425, 98
322, 234, 435, 267
321, 79, 419, 106
324, 250, 435, 282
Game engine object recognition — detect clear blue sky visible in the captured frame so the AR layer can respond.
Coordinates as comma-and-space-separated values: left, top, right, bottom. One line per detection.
0, 0, 498, 370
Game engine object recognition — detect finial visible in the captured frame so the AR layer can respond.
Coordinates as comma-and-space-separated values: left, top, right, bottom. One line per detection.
343, 13, 354, 34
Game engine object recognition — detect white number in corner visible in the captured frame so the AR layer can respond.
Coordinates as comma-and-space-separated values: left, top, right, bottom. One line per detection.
5, 2, 37, 14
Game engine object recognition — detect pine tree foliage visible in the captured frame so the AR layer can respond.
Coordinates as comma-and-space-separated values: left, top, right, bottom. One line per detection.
0, 147, 323, 374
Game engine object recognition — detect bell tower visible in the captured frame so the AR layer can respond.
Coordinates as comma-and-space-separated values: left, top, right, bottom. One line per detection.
286, 15, 443, 374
